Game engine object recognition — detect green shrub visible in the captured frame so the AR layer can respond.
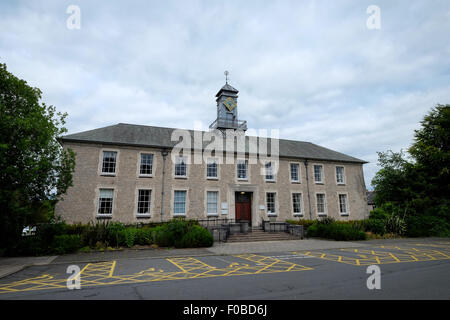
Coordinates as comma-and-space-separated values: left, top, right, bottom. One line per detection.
151, 219, 213, 248
385, 214, 406, 235
14, 236, 45, 256
152, 225, 171, 247
106, 222, 126, 247
123, 228, 137, 248
405, 215, 450, 237
36, 221, 68, 248
51, 234, 82, 254
81, 221, 110, 248
65, 223, 88, 235
366, 219, 386, 235
134, 228, 152, 245
286, 219, 316, 231
369, 206, 391, 220
318, 216, 336, 225
307, 222, 367, 241
179, 225, 213, 248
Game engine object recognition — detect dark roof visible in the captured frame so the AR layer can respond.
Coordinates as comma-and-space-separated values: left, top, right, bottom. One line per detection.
215, 83, 239, 97
366, 191, 376, 204
60, 123, 367, 164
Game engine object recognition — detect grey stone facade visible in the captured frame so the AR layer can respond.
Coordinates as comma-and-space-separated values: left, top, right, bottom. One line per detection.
55, 141, 369, 225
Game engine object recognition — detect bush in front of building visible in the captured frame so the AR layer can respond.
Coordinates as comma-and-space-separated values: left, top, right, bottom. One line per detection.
152, 219, 213, 248
306, 221, 367, 241
4, 218, 211, 257
179, 225, 214, 248
285, 219, 316, 232
51, 234, 82, 255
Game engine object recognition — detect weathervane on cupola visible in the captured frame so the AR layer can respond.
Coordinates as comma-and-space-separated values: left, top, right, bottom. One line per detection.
209, 71, 248, 132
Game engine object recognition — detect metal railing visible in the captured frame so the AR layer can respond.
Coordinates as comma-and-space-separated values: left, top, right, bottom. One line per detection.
196, 218, 252, 242
196, 218, 304, 242
262, 220, 304, 239
209, 118, 248, 131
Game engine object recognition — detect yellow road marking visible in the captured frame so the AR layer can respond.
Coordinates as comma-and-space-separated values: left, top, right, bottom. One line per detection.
0, 254, 312, 294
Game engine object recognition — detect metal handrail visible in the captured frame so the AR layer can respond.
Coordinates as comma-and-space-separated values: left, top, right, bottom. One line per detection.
209, 118, 248, 130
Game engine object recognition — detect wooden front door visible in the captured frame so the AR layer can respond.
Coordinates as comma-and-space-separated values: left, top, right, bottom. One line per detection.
235, 192, 252, 225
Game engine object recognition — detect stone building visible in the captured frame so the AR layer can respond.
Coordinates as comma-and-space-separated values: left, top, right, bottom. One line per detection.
55, 81, 369, 226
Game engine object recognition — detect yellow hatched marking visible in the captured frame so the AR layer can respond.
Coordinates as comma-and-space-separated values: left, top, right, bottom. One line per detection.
297, 246, 450, 266
0, 254, 312, 294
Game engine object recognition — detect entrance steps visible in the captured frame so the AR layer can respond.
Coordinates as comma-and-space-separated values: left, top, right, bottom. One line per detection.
226, 229, 300, 242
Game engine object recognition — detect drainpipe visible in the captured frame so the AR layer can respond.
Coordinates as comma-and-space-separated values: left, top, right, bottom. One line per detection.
160, 149, 169, 222
304, 159, 312, 220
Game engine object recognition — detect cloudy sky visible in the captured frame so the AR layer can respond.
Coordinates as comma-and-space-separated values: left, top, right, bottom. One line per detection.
1, 0, 450, 188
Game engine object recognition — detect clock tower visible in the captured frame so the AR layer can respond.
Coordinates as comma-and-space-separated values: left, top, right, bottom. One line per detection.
209, 71, 247, 132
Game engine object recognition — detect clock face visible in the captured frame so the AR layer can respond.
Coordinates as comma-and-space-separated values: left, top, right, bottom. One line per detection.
223, 97, 237, 112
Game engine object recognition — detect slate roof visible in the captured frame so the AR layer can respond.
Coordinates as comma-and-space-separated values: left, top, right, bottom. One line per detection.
216, 83, 239, 96
60, 123, 367, 164
366, 191, 376, 204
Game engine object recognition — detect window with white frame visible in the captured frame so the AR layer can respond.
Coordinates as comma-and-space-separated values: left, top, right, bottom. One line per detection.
140, 154, 154, 176
137, 189, 151, 215
339, 194, 349, 215
290, 163, 300, 182
292, 193, 302, 215
265, 162, 275, 181
336, 166, 345, 184
101, 151, 117, 174
173, 190, 187, 215
206, 158, 218, 179
206, 191, 219, 215
174, 156, 187, 177
316, 193, 326, 215
237, 159, 248, 180
314, 165, 323, 183
98, 189, 114, 215
266, 192, 276, 215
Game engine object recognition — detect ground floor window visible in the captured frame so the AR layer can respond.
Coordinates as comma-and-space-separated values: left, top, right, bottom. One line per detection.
173, 190, 187, 215
98, 189, 114, 215
137, 189, 151, 215
266, 192, 276, 215
316, 193, 326, 215
206, 191, 218, 215
292, 193, 302, 215
339, 194, 349, 215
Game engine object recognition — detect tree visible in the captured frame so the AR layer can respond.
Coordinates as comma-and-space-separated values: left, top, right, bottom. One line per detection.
0, 63, 75, 251
371, 104, 450, 237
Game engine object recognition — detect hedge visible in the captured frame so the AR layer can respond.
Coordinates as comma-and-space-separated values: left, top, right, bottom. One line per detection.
5, 219, 212, 256
307, 222, 367, 241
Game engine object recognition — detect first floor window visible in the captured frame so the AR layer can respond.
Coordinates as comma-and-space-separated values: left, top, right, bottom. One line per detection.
292, 193, 302, 215
290, 163, 299, 182
174, 190, 187, 215
266, 192, 276, 215
175, 156, 187, 177
265, 162, 274, 181
316, 193, 326, 215
336, 166, 345, 184
98, 189, 114, 215
137, 189, 151, 215
339, 194, 348, 214
206, 191, 218, 215
314, 165, 323, 183
140, 154, 154, 175
102, 151, 117, 174
237, 160, 248, 179
206, 159, 218, 178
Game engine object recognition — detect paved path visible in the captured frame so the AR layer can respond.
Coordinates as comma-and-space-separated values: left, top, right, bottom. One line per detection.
207, 239, 369, 255
0, 256, 57, 279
